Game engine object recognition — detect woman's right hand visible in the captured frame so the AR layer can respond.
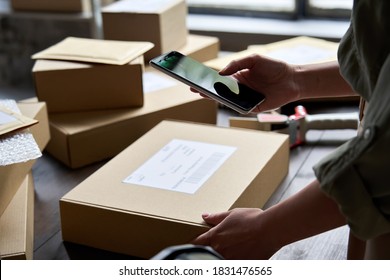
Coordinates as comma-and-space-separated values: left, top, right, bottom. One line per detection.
218, 54, 301, 113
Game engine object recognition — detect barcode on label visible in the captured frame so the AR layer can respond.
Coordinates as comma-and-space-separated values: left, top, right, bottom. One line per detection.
185, 152, 226, 184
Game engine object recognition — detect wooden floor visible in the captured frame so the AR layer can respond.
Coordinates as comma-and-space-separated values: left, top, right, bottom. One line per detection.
1, 85, 359, 260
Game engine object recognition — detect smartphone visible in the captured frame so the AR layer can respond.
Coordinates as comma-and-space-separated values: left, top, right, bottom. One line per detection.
149, 51, 265, 114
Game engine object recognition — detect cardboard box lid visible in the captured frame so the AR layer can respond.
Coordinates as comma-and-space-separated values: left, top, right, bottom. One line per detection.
102, 0, 185, 14
206, 36, 338, 71
61, 120, 288, 225
32, 56, 144, 72
31, 37, 154, 65
0, 103, 38, 136
0, 173, 34, 260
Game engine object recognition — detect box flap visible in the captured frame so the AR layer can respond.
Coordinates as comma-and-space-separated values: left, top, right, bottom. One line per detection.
31, 37, 154, 65
0, 104, 38, 136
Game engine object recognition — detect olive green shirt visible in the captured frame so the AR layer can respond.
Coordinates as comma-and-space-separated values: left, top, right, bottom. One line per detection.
313, 0, 390, 240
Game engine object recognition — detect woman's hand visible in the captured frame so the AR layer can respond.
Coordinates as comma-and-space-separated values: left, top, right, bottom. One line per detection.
191, 54, 300, 113
218, 54, 300, 113
192, 208, 281, 260
191, 54, 351, 113
191, 180, 347, 260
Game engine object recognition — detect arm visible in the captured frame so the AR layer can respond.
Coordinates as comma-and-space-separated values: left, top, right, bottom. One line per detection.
192, 179, 346, 260
218, 55, 357, 112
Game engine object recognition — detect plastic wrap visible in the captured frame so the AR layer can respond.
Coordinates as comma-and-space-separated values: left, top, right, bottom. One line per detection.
0, 99, 42, 166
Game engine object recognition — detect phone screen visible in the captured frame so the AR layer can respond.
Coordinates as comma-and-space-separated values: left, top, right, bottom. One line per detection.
150, 51, 265, 114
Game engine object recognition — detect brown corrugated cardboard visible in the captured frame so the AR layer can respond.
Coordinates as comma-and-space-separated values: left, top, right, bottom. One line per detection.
0, 101, 49, 217
102, 0, 188, 62
46, 72, 217, 168
0, 173, 34, 260
11, 0, 91, 12
32, 57, 144, 113
60, 120, 289, 259
178, 34, 220, 63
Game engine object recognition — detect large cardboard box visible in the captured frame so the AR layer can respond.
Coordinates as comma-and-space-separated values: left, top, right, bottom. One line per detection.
60, 120, 289, 259
178, 34, 220, 63
205, 36, 339, 71
102, 0, 188, 62
33, 57, 144, 113
46, 71, 217, 168
0, 101, 49, 216
0, 173, 34, 260
11, 0, 91, 12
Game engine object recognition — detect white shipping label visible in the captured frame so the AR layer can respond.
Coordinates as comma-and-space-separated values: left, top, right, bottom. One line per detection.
123, 139, 237, 194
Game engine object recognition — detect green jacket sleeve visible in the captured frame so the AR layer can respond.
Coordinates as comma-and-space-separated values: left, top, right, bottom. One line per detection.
313, 54, 390, 240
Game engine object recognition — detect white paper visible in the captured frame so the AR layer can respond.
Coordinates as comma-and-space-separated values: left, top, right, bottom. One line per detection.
143, 72, 178, 93
123, 139, 237, 194
0, 111, 17, 125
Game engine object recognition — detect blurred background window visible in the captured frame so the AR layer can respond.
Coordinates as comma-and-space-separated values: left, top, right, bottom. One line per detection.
187, 0, 353, 19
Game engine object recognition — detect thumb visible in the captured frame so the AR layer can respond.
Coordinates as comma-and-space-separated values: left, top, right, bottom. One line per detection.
201, 211, 230, 226
219, 54, 259, 76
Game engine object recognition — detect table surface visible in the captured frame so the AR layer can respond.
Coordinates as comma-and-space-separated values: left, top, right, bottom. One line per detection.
1, 85, 359, 260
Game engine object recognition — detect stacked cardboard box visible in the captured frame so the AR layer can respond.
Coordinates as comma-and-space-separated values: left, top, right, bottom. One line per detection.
0, 101, 50, 259
32, 37, 153, 114
32, 31, 220, 169
46, 68, 218, 168
102, 0, 189, 62
101, 0, 221, 63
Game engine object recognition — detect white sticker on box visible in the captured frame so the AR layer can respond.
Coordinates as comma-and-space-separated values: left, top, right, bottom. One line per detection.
123, 139, 237, 194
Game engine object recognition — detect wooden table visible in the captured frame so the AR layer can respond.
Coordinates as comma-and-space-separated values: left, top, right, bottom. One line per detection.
30, 103, 358, 260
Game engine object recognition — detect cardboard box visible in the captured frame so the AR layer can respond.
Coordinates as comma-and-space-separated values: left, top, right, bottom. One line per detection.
205, 36, 339, 71
102, 0, 188, 62
33, 57, 144, 113
11, 0, 91, 12
178, 34, 220, 63
46, 71, 217, 168
60, 120, 289, 259
17, 101, 51, 151
0, 173, 34, 260
0, 101, 49, 216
